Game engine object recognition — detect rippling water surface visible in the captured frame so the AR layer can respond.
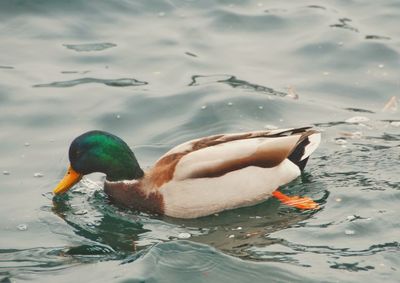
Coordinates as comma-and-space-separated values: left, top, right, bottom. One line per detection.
1, 0, 399, 282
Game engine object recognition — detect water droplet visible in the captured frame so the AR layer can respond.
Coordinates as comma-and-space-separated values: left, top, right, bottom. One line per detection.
3, 171, 10, 175
336, 198, 342, 202
34, 173, 44, 178
249, 216, 262, 219
158, 12, 165, 17
340, 131, 363, 139
246, 232, 260, 238
352, 131, 363, 139
227, 102, 233, 106
378, 64, 384, 68
72, 187, 89, 194
116, 114, 121, 119
264, 125, 278, 130
74, 209, 88, 216
42, 192, 53, 200
323, 71, 330, 76
287, 86, 299, 99
382, 96, 397, 112
258, 106, 264, 110
338, 41, 344, 46
201, 105, 207, 110
178, 232, 191, 239
345, 229, 355, 235
345, 116, 370, 123
24, 142, 30, 147
17, 224, 28, 231
335, 139, 347, 145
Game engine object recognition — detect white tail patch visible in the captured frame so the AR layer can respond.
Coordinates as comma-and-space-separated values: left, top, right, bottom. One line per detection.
301, 132, 321, 161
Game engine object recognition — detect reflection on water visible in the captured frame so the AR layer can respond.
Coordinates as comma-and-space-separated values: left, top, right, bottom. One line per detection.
50, 177, 322, 259
1, 0, 400, 282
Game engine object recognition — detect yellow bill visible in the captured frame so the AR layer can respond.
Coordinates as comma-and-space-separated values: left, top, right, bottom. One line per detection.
53, 165, 83, 195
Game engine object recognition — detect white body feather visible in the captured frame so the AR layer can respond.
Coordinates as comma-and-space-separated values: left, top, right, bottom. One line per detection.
160, 159, 300, 218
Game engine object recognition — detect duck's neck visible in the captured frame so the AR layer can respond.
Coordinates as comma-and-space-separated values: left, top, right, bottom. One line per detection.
105, 153, 144, 182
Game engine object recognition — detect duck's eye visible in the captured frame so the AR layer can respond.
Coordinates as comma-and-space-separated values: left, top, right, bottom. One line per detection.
71, 150, 81, 160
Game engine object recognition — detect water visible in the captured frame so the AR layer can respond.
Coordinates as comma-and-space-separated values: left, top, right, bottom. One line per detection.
1, 0, 399, 282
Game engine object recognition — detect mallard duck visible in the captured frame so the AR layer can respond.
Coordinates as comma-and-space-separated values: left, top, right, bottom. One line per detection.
53, 127, 321, 218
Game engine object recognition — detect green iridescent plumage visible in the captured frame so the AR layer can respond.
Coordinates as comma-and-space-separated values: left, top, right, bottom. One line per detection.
69, 131, 144, 181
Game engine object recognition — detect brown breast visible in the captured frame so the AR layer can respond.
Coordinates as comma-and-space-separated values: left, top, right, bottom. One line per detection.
104, 181, 165, 214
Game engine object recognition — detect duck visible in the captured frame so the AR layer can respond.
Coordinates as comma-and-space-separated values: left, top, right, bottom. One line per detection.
53, 127, 321, 219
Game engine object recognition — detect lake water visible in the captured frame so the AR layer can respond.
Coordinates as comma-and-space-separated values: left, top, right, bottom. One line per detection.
1, 0, 399, 282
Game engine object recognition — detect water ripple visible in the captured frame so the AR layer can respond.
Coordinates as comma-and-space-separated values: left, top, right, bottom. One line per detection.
344, 107, 375, 114
365, 35, 391, 40
0, 247, 75, 277
2, 0, 400, 282
122, 241, 318, 283
33, 77, 148, 88
248, 240, 400, 260
330, 18, 359, 32
0, 243, 121, 280
63, 42, 117, 52
189, 75, 287, 97
329, 261, 375, 272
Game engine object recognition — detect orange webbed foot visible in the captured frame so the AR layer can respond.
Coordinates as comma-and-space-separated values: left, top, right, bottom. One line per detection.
272, 190, 319, 210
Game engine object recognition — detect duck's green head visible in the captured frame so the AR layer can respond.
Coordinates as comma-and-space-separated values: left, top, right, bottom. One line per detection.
53, 130, 144, 195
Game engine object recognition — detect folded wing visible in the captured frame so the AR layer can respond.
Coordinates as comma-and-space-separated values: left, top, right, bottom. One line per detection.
149, 127, 320, 188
